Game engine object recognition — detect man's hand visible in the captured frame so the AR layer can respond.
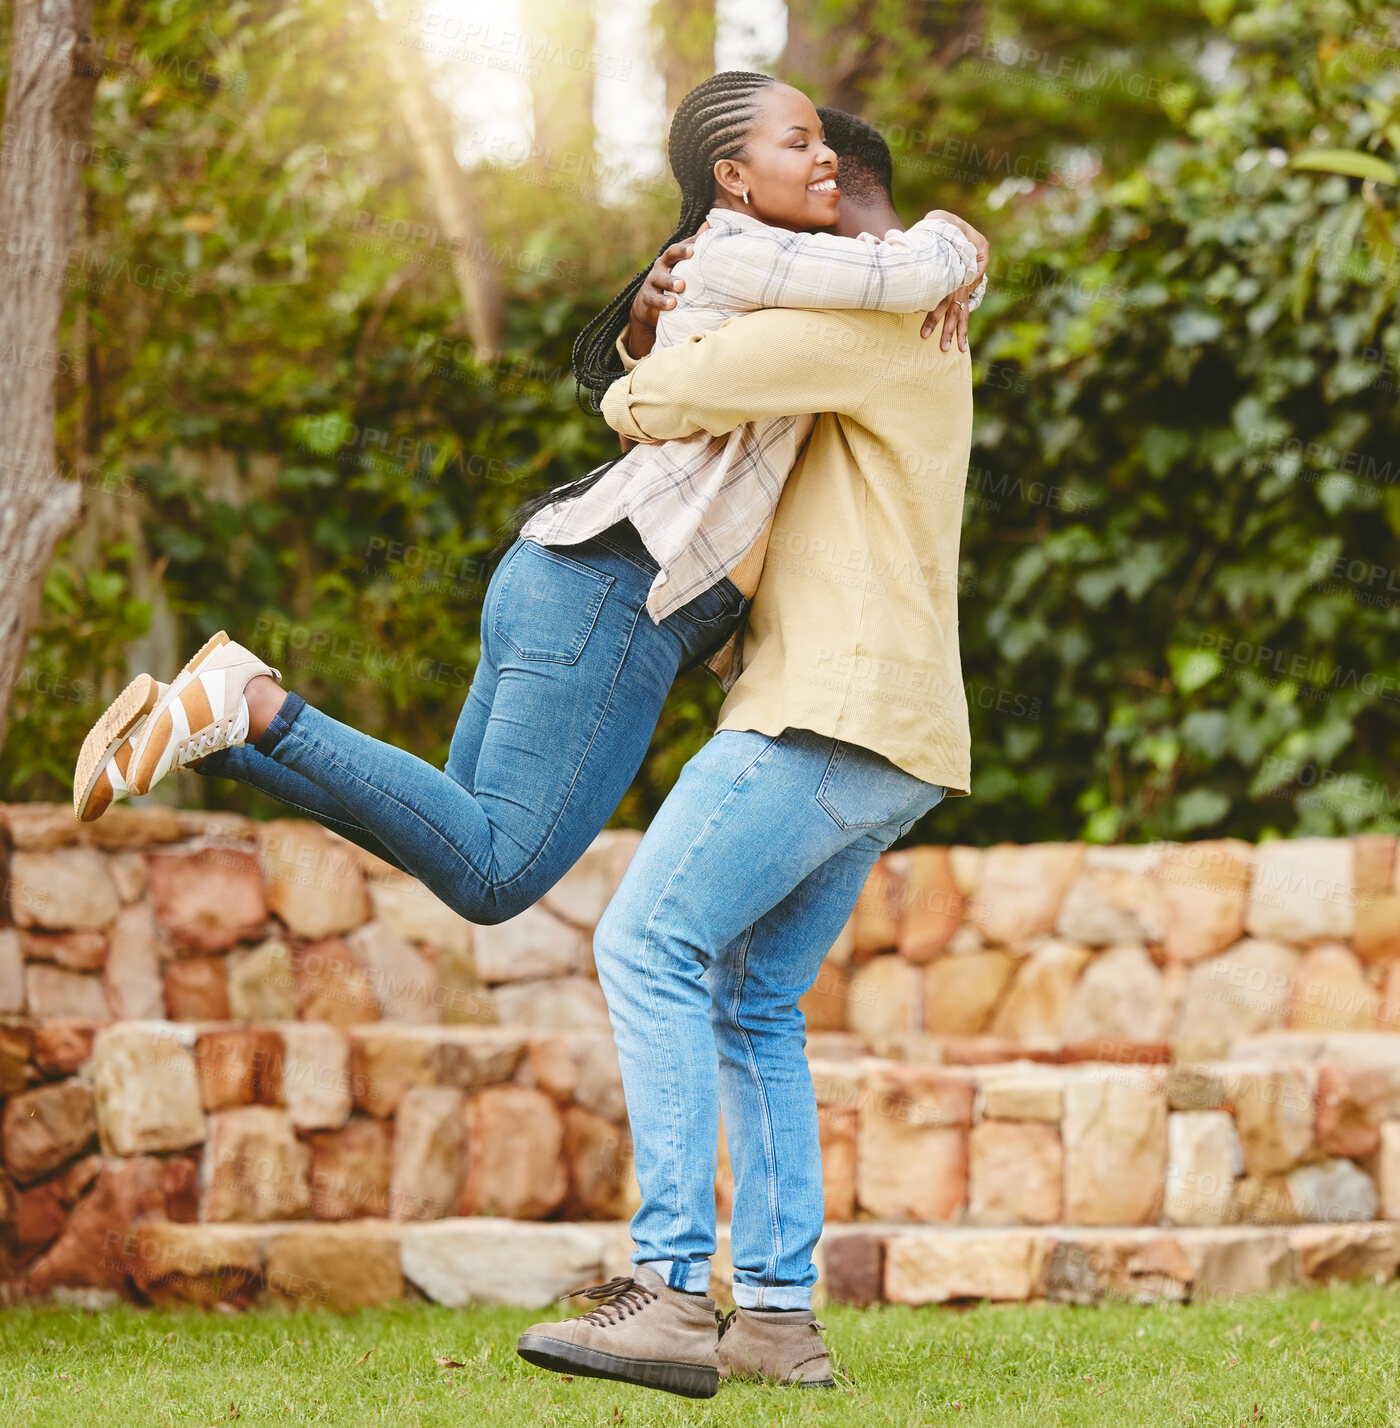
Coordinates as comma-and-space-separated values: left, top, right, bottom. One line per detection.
624, 235, 699, 359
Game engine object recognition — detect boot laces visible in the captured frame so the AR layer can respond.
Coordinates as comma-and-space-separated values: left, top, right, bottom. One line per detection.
559, 1275, 659, 1328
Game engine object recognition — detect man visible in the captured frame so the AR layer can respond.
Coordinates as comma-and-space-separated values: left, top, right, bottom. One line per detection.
517, 111, 980, 1399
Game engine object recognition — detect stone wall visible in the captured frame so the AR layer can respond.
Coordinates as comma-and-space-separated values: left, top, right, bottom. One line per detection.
6, 804, 1400, 1310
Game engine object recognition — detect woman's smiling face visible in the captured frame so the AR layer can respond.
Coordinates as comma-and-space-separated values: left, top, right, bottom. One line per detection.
712, 84, 840, 232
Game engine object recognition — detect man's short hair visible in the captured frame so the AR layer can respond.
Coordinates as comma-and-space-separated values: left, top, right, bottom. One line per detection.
817, 106, 894, 204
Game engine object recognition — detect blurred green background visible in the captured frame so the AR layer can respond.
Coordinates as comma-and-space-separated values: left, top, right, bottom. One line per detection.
2, 0, 1397, 846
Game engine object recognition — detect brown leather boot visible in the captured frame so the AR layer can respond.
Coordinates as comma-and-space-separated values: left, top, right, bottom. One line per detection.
717, 1307, 836, 1388
517, 1267, 720, 1399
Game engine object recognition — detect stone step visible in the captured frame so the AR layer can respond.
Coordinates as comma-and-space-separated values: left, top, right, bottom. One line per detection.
43, 1217, 1400, 1312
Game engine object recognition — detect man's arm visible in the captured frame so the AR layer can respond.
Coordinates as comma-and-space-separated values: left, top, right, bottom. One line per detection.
601, 307, 891, 445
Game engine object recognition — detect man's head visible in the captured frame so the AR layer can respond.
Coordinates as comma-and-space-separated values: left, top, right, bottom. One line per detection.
817, 107, 894, 206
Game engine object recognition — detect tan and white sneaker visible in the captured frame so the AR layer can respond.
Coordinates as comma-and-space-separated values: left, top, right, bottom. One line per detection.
517, 1268, 720, 1399
73, 676, 170, 821
123, 632, 282, 799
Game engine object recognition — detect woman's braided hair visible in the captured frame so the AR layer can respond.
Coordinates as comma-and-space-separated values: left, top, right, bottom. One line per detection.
570, 70, 777, 413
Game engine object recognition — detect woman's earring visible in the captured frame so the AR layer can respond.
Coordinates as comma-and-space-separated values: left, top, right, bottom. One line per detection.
742, 188, 750, 205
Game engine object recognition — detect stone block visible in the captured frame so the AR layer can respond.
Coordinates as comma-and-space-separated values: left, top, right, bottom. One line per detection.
896, 847, 963, 962
0, 1023, 33, 1094
1245, 837, 1354, 944
1041, 1230, 1191, 1306
571, 1034, 627, 1123
1163, 1111, 1242, 1226
131, 1223, 262, 1309
31, 1021, 100, 1075
1286, 1159, 1378, 1223
972, 843, 1083, 948
227, 937, 299, 1021
347, 920, 438, 1024
103, 902, 164, 1019
296, 937, 381, 1025
24, 929, 108, 971
857, 1068, 971, 1221
1152, 840, 1251, 963
989, 939, 1091, 1040
258, 819, 371, 938
846, 955, 922, 1043
473, 904, 586, 983
798, 956, 849, 1033
822, 1231, 885, 1305
1062, 1068, 1167, 1225
562, 1106, 637, 1220
818, 1104, 858, 1222
0, 928, 23, 1013
368, 871, 474, 958
1289, 945, 1377, 1032
1353, 835, 1400, 962
460, 1086, 567, 1220
107, 850, 147, 904
430, 1027, 527, 1092
977, 1068, 1064, 1121
1290, 1223, 1400, 1284
1314, 1063, 1400, 1158
923, 951, 1015, 1036
1183, 1227, 1297, 1301
853, 856, 906, 954
162, 957, 229, 1021
146, 844, 268, 952
203, 1107, 312, 1222
310, 1116, 393, 1219
539, 829, 641, 928
280, 1022, 352, 1130
1056, 868, 1168, 947
262, 1222, 404, 1311
400, 1220, 606, 1307
1063, 945, 1171, 1043
885, 1228, 1041, 1304
968, 1121, 1062, 1225
1230, 1065, 1316, 1176
196, 1028, 284, 1111
9, 848, 121, 931
92, 1024, 205, 1155
26, 1157, 170, 1296
1174, 940, 1299, 1059
2, 1080, 97, 1183
25, 964, 110, 1020
1379, 1120, 1400, 1219
349, 1026, 434, 1117
390, 1085, 464, 1220
491, 976, 610, 1031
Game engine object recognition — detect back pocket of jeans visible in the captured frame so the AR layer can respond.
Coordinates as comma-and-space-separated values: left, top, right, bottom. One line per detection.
816, 740, 939, 830
493, 543, 614, 664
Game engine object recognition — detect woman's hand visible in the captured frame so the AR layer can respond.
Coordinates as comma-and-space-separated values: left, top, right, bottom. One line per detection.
923, 209, 989, 285
923, 283, 978, 352
624, 234, 700, 359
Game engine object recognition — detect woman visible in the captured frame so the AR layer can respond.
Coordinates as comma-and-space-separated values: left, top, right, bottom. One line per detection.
72, 72, 983, 927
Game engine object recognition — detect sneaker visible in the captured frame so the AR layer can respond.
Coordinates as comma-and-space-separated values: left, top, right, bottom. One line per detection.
717, 1307, 836, 1388
73, 676, 169, 821
125, 632, 282, 799
517, 1268, 719, 1399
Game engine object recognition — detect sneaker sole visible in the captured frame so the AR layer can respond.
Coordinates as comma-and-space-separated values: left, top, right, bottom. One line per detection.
73, 674, 161, 821
516, 1334, 718, 1400
73, 631, 230, 820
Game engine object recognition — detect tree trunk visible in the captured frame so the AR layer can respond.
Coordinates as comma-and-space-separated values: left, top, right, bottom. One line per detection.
0, 0, 102, 755
383, 0, 504, 358
652, 0, 716, 118
523, 0, 595, 169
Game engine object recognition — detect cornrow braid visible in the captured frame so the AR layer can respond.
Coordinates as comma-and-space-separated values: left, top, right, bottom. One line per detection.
569, 70, 777, 415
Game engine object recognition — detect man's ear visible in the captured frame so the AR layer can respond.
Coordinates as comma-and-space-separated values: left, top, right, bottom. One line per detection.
713, 158, 747, 203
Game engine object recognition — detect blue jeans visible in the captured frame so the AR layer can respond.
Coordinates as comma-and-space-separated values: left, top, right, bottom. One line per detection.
197, 522, 748, 923
592, 727, 945, 1309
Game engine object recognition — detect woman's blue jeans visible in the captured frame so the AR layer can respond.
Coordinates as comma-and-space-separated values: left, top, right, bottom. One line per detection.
197, 521, 748, 924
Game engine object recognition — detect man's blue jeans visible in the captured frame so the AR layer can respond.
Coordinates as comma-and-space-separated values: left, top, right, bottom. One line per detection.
592, 727, 945, 1309
197, 522, 747, 923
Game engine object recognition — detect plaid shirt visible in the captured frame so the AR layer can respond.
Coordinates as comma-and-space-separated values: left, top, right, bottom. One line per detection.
521, 207, 983, 682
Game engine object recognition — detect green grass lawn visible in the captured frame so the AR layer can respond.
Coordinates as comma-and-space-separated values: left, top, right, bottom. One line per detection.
2, 1282, 1399, 1427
